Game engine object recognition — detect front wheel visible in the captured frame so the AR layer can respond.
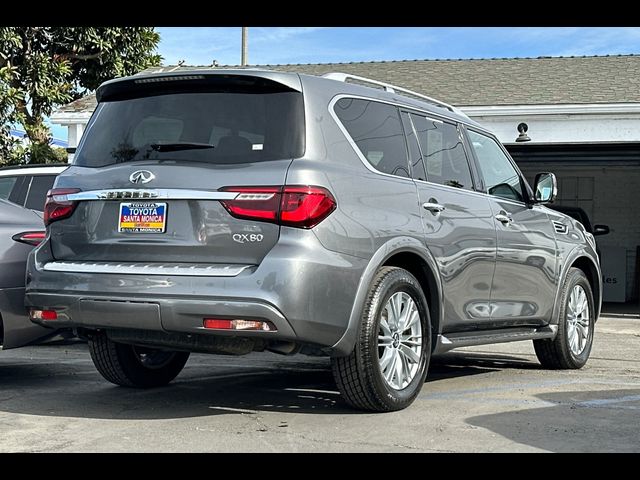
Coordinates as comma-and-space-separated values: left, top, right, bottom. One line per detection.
331, 267, 431, 412
534, 268, 595, 369
88, 333, 190, 388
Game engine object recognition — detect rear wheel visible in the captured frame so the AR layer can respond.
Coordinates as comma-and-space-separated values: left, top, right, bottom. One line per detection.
534, 268, 595, 369
331, 267, 431, 412
88, 332, 190, 388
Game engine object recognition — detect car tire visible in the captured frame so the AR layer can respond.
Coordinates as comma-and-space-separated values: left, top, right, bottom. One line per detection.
88, 333, 190, 388
331, 266, 431, 412
534, 268, 595, 369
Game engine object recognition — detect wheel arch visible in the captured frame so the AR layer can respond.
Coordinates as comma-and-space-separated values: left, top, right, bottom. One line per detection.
330, 237, 443, 356
570, 256, 602, 321
382, 252, 441, 348
552, 247, 602, 324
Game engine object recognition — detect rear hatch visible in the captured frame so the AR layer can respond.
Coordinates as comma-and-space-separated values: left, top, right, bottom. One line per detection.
47, 73, 305, 266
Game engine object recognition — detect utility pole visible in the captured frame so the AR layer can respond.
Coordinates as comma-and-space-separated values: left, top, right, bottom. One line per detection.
241, 27, 248, 66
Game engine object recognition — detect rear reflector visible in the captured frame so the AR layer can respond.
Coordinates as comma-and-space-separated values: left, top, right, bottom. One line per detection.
203, 318, 274, 331
30, 309, 58, 321
12, 231, 46, 246
220, 185, 336, 229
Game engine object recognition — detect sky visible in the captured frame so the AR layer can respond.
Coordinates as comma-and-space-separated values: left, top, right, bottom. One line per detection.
156, 27, 640, 66
48, 27, 640, 141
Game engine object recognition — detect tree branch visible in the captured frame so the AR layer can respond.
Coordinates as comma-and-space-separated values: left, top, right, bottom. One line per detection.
57, 52, 103, 61
14, 98, 33, 126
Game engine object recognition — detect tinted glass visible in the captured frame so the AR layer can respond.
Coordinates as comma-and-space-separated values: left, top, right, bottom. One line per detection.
401, 112, 427, 181
75, 90, 304, 167
25, 175, 56, 211
411, 115, 473, 190
467, 130, 525, 202
0, 176, 17, 200
7, 176, 29, 206
335, 98, 409, 178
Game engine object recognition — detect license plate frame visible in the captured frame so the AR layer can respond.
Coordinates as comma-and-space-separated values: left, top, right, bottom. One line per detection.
118, 202, 167, 234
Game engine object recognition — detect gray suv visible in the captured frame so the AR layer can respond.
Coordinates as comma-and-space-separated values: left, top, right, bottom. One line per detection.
25, 70, 601, 411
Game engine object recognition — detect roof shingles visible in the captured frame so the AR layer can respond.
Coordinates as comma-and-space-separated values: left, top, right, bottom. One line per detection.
54, 55, 640, 115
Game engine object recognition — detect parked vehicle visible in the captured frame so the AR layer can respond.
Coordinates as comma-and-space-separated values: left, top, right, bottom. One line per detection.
1, 165, 68, 349
0, 164, 68, 212
25, 70, 601, 411
0, 199, 50, 348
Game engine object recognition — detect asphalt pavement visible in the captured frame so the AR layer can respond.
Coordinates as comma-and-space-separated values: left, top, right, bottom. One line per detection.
1, 315, 639, 452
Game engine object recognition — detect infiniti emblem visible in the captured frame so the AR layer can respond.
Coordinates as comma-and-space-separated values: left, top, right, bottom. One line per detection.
129, 170, 155, 184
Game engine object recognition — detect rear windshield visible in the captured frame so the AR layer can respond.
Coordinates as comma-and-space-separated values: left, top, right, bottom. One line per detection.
74, 87, 305, 167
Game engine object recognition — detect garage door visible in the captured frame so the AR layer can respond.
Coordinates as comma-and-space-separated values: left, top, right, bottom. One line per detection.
557, 176, 594, 219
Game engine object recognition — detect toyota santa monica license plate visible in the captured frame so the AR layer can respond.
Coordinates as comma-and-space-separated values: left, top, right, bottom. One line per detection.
118, 202, 167, 233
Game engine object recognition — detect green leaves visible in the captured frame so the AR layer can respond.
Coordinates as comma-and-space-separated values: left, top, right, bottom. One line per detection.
0, 27, 161, 165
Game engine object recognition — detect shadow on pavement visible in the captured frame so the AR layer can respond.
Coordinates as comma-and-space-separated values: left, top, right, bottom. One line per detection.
467, 389, 640, 452
429, 351, 539, 381
0, 344, 541, 420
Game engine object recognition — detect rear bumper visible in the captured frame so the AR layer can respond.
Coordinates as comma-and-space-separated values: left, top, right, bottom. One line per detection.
26, 292, 296, 339
25, 230, 368, 351
0, 287, 55, 349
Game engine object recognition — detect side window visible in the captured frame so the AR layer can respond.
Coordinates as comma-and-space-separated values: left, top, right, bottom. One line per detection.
467, 130, 525, 202
334, 98, 410, 178
411, 114, 474, 190
7, 176, 29, 206
0, 176, 18, 200
24, 175, 57, 211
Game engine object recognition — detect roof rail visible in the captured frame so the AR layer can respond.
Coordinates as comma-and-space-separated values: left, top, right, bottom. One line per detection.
322, 72, 469, 119
0, 162, 69, 171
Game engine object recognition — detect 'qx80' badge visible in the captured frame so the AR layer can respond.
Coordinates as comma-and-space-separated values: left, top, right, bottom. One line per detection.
129, 170, 155, 184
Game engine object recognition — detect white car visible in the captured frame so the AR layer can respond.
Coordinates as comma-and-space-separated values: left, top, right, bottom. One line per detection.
0, 164, 69, 212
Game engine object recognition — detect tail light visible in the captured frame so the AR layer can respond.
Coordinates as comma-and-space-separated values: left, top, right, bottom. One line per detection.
220, 185, 336, 229
12, 231, 46, 246
44, 188, 81, 226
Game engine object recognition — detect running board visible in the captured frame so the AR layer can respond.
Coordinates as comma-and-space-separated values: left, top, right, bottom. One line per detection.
433, 325, 558, 355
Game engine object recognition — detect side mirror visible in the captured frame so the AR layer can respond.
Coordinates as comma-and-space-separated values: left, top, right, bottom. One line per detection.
533, 172, 557, 204
593, 224, 610, 236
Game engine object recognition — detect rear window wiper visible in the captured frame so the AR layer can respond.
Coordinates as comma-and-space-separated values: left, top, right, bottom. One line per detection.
150, 142, 215, 152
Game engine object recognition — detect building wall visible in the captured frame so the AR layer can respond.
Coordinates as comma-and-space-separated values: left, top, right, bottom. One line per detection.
468, 114, 640, 145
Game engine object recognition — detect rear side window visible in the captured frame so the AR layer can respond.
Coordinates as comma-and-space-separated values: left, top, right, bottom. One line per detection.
0, 176, 17, 200
334, 98, 409, 178
410, 114, 474, 190
7, 176, 29, 206
74, 84, 304, 167
24, 175, 56, 211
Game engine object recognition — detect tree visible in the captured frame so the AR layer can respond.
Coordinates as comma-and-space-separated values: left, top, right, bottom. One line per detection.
0, 27, 161, 165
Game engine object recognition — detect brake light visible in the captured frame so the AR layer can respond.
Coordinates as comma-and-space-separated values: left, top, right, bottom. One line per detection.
44, 188, 81, 226
220, 186, 336, 229
12, 231, 46, 246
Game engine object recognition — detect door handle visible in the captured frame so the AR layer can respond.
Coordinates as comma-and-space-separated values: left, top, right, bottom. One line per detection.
495, 213, 513, 225
423, 202, 445, 213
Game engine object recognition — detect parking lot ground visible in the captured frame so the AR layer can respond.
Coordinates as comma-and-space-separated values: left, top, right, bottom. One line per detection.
1, 316, 639, 452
